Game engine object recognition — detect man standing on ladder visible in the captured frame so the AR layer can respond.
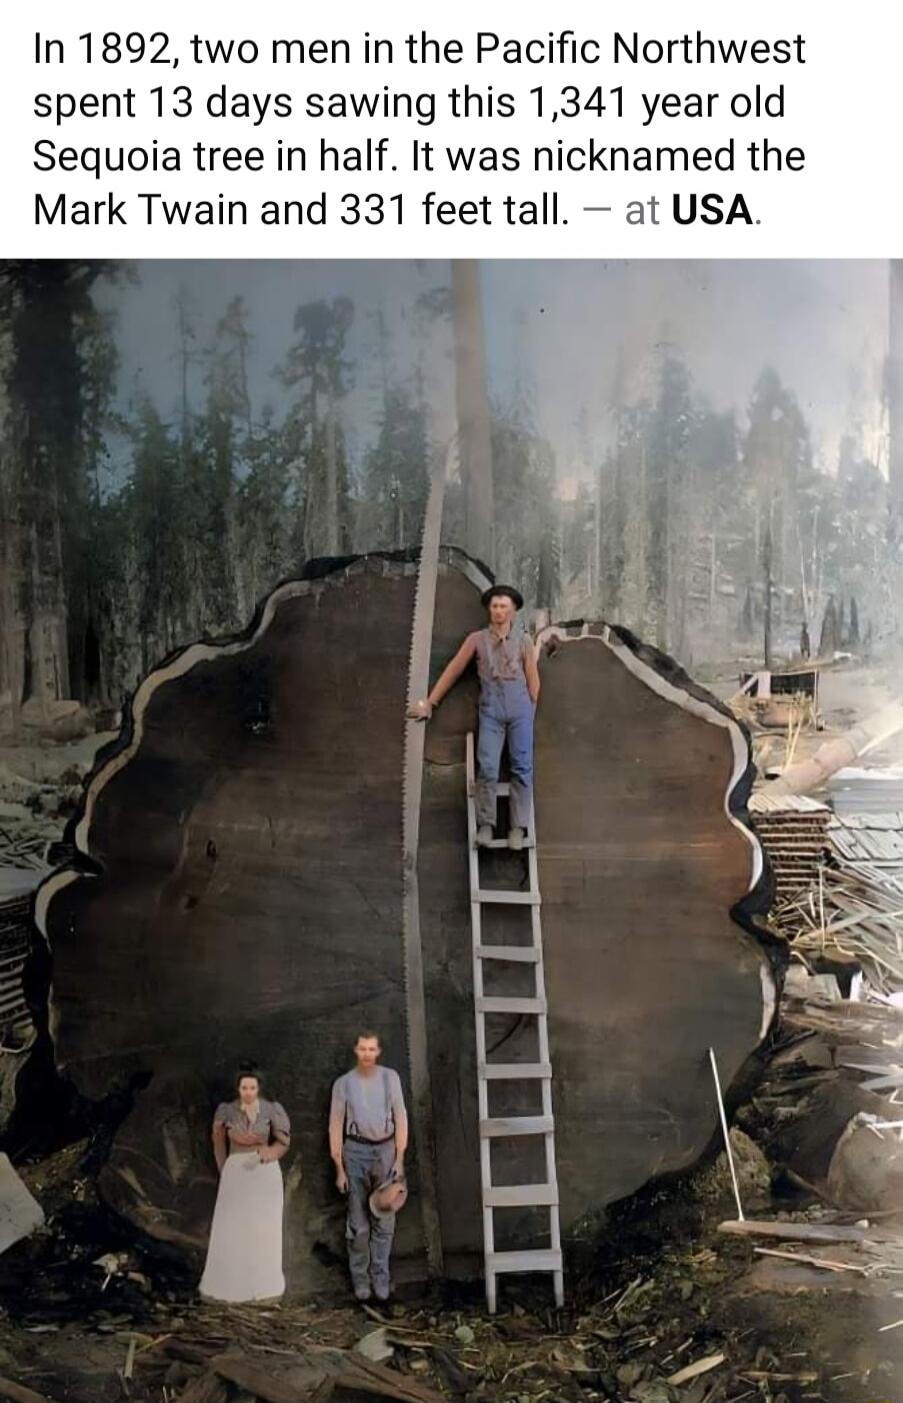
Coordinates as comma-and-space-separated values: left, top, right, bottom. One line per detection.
408, 585, 540, 850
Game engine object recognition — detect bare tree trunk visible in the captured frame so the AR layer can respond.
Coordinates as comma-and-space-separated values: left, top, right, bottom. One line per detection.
889, 261, 903, 637
889, 261, 903, 547
175, 289, 194, 454
0, 299, 24, 736
762, 508, 774, 669
451, 260, 494, 569
324, 396, 339, 556
593, 463, 601, 612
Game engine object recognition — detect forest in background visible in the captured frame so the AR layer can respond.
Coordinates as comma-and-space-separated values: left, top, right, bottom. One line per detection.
0, 258, 899, 724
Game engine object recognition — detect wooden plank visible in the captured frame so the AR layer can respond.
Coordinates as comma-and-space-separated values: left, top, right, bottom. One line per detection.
479, 1062, 552, 1079
475, 945, 539, 962
484, 1183, 559, 1207
331, 1355, 446, 1403
487, 1248, 563, 1273
480, 1115, 554, 1137
210, 1354, 333, 1403
717, 1219, 868, 1245
477, 996, 546, 1015
474, 890, 541, 906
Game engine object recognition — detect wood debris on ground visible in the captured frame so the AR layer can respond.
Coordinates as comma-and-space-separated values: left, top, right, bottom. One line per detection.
760, 805, 903, 995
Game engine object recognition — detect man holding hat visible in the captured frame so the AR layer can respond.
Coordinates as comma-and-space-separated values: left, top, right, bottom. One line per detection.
329, 1031, 408, 1302
408, 585, 540, 850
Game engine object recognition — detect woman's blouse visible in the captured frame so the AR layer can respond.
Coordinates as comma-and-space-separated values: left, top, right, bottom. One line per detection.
212, 1097, 291, 1150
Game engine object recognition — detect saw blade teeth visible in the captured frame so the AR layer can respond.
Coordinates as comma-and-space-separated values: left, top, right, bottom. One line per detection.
399, 438, 452, 1277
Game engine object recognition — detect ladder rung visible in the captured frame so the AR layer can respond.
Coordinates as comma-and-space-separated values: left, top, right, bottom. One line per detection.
478, 996, 547, 1016
480, 1062, 552, 1080
476, 945, 540, 963
487, 1248, 563, 1274
468, 781, 512, 799
484, 1183, 559, 1208
474, 890, 540, 906
480, 1115, 554, 1138
479, 837, 535, 850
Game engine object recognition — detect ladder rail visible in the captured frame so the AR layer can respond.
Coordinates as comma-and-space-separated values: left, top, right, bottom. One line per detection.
466, 734, 495, 1269
465, 731, 564, 1312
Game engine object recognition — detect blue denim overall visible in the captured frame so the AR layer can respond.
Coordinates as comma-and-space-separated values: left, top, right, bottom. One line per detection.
474, 628, 535, 831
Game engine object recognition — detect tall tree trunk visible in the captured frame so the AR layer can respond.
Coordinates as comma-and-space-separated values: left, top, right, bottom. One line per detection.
324, 396, 339, 556
762, 509, 774, 669
451, 260, 494, 569
890, 261, 903, 539
889, 261, 903, 634
8, 269, 79, 709
175, 290, 194, 454
0, 291, 25, 735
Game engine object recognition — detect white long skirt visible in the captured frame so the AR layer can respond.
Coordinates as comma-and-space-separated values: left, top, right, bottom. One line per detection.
199, 1152, 285, 1302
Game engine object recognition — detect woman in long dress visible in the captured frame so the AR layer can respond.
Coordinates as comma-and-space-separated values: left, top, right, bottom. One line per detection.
199, 1067, 290, 1302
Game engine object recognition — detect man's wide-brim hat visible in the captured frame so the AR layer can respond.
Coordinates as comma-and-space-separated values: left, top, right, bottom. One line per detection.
481, 585, 524, 611
369, 1177, 409, 1220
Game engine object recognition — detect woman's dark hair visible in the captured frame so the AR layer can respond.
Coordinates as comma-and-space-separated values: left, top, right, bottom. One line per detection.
235, 1063, 262, 1090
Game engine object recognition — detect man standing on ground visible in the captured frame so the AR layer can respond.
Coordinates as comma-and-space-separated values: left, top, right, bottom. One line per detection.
329, 1032, 408, 1302
408, 585, 540, 850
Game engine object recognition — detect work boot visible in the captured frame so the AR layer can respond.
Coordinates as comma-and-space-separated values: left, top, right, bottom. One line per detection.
476, 824, 493, 847
508, 827, 526, 851
354, 1282, 372, 1302
373, 1281, 391, 1303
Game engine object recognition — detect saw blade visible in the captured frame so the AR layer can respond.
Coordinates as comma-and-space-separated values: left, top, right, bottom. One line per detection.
401, 436, 455, 1278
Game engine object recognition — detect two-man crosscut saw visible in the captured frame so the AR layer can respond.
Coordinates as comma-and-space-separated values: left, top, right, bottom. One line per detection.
402, 437, 456, 1278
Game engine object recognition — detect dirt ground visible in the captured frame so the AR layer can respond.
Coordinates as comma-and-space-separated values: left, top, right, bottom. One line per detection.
1, 1121, 901, 1403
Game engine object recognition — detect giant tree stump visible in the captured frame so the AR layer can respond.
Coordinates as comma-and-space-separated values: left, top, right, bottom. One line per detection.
34, 554, 773, 1286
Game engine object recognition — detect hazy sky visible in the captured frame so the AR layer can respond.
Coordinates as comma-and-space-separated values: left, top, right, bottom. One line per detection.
96, 259, 889, 491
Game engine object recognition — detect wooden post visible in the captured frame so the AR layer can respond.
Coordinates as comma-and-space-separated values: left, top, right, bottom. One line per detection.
709, 1047, 744, 1222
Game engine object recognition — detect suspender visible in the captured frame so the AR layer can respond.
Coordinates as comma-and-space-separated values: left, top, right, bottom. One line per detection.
346, 1067, 393, 1140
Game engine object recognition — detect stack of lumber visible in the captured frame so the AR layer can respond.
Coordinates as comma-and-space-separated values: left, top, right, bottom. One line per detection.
0, 869, 41, 1048
768, 811, 903, 996
748, 793, 832, 902
0, 827, 48, 871
828, 812, 903, 895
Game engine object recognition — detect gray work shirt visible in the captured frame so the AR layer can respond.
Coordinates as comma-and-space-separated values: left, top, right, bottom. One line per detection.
331, 1066, 406, 1141
472, 627, 531, 683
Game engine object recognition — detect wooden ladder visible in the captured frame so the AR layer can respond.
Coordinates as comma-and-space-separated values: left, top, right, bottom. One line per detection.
465, 732, 564, 1314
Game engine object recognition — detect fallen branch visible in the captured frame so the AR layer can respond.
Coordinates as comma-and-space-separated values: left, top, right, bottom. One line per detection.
0, 1377, 59, 1403
718, 1218, 867, 1245
753, 1246, 869, 1274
